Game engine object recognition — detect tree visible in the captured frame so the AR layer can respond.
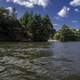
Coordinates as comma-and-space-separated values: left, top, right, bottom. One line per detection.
20, 13, 54, 41
0, 7, 23, 41
54, 32, 60, 40
74, 29, 80, 40
58, 25, 77, 42
20, 12, 33, 40
30, 14, 43, 41
41, 15, 54, 41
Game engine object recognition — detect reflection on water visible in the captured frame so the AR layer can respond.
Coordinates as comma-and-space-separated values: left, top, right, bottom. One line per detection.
0, 42, 80, 80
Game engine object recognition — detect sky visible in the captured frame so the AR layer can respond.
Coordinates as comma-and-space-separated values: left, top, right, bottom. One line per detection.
0, 0, 80, 30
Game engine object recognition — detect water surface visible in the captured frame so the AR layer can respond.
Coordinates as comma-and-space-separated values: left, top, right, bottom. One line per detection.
0, 41, 80, 80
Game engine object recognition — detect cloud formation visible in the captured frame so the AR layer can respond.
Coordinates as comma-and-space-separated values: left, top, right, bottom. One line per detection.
6, 6, 17, 15
6, 6, 13, 13
6, 0, 49, 8
54, 23, 59, 26
70, 0, 80, 6
72, 20, 80, 23
74, 8, 80, 12
58, 6, 70, 17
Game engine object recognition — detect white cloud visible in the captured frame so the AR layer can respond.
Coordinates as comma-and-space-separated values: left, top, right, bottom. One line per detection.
58, 6, 70, 17
74, 8, 80, 12
54, 24, 59, 26
72, 20, 79, 23
54, 16, 60, 20
6, 0, 49, 8
6, 7, 17, 15
70, 0, 80, 6
6, 7, 13, 13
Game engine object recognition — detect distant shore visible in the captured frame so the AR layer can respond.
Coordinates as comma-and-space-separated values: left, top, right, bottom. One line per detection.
48, 39, 58, 42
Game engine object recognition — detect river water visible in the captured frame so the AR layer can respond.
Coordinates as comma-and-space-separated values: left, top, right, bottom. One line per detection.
0, 41, 80, 80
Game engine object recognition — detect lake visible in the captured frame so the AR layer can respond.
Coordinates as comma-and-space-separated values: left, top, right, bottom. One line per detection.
0, 41, 80, 80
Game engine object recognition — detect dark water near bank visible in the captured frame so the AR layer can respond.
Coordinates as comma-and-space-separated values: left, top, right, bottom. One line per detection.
0, 41, 80, 80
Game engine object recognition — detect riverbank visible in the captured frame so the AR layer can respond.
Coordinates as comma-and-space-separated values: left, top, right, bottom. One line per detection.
48, 39, 58, 42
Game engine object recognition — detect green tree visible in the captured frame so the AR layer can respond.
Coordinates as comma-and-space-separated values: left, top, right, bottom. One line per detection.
54, 32, 60, 40
75, 29, 80, 40
20, 13, 54, 41
58, 25, 77, 42
20, 12, 33, 40
41, 15, 54, 41
0, 7, 23, 41
30, 14, 43, 41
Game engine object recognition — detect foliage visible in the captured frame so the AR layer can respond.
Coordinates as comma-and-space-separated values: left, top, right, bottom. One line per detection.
0, 7, 80, 42
0, 7, 23, 41
0, 7, 55, 42
54, 25, 80, 42
20, 13, 55, 41
54, 32, 60, 40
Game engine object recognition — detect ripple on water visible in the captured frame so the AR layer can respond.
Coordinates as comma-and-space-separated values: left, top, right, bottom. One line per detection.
0, 42, 80, 80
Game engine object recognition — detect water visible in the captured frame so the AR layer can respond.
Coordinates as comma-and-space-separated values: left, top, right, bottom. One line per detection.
0, 41, 80, 80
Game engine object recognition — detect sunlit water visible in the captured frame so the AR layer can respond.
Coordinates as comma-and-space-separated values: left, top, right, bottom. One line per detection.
0, 41, 80, 80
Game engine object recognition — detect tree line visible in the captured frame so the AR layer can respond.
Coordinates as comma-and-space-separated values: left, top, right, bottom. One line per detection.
54, 25, 80, 42
0, 7, 80, 42
0, 7, 55, 42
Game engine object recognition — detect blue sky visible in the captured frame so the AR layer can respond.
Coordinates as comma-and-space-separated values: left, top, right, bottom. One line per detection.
0, 0, 80, 30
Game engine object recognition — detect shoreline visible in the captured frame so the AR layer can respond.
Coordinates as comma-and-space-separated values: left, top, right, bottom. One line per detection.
48, 39, 58, 42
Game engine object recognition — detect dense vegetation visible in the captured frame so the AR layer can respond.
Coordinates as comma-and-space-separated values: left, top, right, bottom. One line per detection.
0, 7, 55, 42
20, 12, 55, 41
54, 25, 80, 42
0, 7, 80, 42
